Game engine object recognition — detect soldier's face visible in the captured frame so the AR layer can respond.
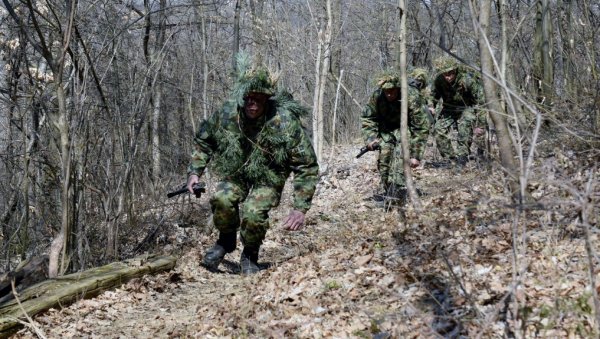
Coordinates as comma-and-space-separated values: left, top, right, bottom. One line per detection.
443, 69, 456, 83
244, 93, 269, 119
383, 88, 399, 102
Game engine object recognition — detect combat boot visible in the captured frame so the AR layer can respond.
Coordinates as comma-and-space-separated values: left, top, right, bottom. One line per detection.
240, 247, 260, 275
455, 155, 468, 167
385, 184, 407, 206
202, 232, 236, 272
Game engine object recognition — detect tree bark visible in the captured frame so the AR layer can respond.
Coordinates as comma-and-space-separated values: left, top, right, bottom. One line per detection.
533, 0, 554, 106
232, 0, 241, 74
475, 0, 519, 199
311, 0, 332, 164
398, 0, 420, 207
0, 254, 177, 337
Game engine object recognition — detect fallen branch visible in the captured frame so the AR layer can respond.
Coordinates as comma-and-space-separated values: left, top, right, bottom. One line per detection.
0, 254, 177, 337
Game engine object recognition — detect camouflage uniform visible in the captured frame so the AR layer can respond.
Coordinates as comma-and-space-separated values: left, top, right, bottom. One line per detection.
188, 57, 318, 272
361, 72, 430, 190
431, 57, 486, 160
410, 67, 434, 125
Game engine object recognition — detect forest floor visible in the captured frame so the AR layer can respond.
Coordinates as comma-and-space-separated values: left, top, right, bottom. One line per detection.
13, 139, 600, 338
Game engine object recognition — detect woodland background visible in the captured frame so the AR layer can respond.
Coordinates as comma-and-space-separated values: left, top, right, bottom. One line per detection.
0, 1, 599, 334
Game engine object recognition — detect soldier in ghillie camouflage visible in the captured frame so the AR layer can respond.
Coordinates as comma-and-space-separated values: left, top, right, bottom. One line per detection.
410, 67, 434, 125
430, 56, 487, 165
361, 71, 430, 204
186, 55, 319, 275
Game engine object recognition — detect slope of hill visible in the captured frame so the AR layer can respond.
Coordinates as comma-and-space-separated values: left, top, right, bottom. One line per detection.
13, 142, 599, 338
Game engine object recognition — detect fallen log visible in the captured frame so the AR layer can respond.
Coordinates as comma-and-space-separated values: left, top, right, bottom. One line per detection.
0, 254, 177, 337
0, 256, 49, 305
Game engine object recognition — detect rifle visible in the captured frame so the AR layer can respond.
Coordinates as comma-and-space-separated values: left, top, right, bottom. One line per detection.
167, 182, 206, 198
356, 143, 381, 158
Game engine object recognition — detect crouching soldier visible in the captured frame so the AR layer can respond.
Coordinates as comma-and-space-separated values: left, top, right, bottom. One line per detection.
187, 55, 319, 275
361, 70, 430, 205
430, 56, 487, 165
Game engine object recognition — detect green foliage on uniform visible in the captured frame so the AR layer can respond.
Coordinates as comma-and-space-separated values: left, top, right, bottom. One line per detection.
434, 56, 459, 74
272, 90, 309, 118
232, 52, 278, 106
409, 67, 429, 90
374, 69, 400, 89
209, 91, 310, 186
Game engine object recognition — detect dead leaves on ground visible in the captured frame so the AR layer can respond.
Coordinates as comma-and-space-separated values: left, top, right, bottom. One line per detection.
14, 145, 600, 338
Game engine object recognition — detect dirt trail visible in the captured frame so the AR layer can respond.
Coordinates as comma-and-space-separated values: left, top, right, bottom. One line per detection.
14, 144, 600, 338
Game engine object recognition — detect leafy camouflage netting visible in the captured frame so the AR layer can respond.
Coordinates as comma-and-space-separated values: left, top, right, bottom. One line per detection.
231, 53, 279, 106
433, 56, 459, 74
374, 70, 401, 89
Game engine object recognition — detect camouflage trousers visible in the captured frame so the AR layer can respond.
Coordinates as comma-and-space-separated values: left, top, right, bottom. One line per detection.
433, 108, 477, 158
210, 180, 282, 249
377, 139, 406, 188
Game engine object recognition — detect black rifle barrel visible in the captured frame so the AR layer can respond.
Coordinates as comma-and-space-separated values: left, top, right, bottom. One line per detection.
355, 144, 380, 159
355, 146, 369, 159
167, 183, 206, 198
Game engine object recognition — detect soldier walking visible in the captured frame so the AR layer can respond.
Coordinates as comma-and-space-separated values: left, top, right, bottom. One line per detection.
186, 55, 319, 275
430, 56, 487, 166
361, 71, 430, 204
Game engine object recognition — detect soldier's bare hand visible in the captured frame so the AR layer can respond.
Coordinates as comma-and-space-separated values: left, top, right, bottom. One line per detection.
409, 158, 420, 168
473, 127, 485, 136
282, 210, 305, 231
187, 174, 200, 194
429, 107, 436, 115
367, 139, 380, 151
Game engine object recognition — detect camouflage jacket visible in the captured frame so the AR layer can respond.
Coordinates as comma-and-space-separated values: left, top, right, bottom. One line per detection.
361, 86, 430, 160
188, 98, 319, 212
431, 69, 485, 113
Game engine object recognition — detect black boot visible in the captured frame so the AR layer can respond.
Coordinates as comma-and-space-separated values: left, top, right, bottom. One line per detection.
202, 233, 236, 272
386, 184, 407, 205
240, 247, 260, 275
455, 155, 468, 167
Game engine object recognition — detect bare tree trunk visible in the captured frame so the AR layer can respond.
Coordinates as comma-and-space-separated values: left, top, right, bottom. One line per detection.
398, 0, 420, 207
232, 0, 241, 73
248, 0, 265, 64
311, 30, 323, 161
533, 0, 554, 106
328, 69, 343, 163
498, 0, 527, 130
557, 0, 575, 98
151, 0, 167, 182
202, 16, 210, 121
475, 0, 518, 197
47, 0, 78, 277
311, 0, 332, 164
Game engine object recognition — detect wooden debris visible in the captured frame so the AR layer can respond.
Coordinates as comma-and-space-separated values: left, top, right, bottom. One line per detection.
0, 254, 176, 337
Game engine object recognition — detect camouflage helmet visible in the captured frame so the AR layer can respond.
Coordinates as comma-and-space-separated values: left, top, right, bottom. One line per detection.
375, 70, 400, 89
410, 68, 428, 82
410, 67, 429, 88
434, 56, 459, 74
233, 53, 278, 105
238, 65, 276, 96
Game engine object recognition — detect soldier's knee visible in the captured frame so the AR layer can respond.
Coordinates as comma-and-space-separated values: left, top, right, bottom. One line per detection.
210, 190, 236, 211
241, 204, 269, 227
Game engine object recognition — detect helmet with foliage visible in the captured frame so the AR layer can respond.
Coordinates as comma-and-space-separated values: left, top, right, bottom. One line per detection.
375, 70, 400, 89
409, 67, 429, 89
232, 53, 278, 105
434, 56, 459, 74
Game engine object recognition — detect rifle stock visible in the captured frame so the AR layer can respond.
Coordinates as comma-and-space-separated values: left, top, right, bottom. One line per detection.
167, 182, 206, 198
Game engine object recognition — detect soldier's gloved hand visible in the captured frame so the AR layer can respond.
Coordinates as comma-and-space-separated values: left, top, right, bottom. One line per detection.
409, 158, 420, 168
187, 174, 200, 194
367, 139, 380, 151
473, 127, 485, 136
282, 210, 305, 231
